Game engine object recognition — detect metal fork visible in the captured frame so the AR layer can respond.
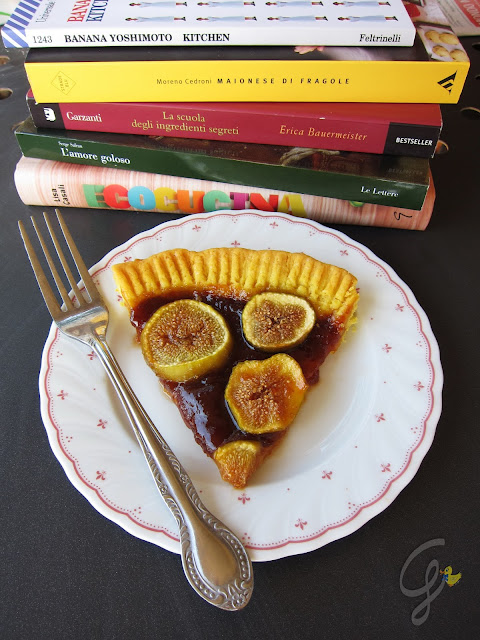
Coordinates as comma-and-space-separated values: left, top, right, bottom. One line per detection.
19, 210, 254, 611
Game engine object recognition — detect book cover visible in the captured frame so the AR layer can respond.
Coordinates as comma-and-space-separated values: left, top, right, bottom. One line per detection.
1, 0, 416, 49
14, 116, 431, 210
13, 156, 436, 230
436, 0, 480, 35
22, 0, 470, 104
27, 90, 443, 158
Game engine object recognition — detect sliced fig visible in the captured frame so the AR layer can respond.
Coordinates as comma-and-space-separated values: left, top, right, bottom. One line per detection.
214, 440, 264, 489
141, 299, 232, 382
225, 353, 307, 435
242, 292, 316, 352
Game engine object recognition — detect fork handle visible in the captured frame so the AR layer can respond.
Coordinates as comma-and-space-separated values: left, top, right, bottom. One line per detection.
89, 335, 253, 611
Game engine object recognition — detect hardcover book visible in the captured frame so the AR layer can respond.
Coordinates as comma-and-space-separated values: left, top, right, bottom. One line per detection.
1, 0, 416, 49
22, 0, 470, 104
14, 116, 431, 210
26, 90, 443, 158
13, 156, 436, 230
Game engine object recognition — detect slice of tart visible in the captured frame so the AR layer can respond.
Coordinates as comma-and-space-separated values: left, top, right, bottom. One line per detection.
112, 247, 359, 489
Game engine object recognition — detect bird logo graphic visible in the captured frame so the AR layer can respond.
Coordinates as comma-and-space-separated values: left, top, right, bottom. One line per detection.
439, 566, 462, 587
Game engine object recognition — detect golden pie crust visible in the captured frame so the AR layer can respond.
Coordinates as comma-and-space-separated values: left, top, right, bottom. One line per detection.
112, 247, 359, 489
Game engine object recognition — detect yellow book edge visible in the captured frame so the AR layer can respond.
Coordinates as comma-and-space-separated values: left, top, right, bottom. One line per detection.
25, 59, 470, 104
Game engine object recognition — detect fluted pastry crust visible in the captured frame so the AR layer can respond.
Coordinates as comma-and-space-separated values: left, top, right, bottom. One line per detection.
112, 247, 359, 489
112, 247, 358, 329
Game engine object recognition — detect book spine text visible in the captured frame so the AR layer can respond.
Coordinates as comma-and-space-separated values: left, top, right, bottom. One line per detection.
23, 58, 469, 105
13, 157, 435, 231
27, 97, 441, 158
14, 124, 430, 210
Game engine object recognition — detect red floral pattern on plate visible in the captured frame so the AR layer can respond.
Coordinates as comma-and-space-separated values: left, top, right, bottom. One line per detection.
39, 211, 442, 561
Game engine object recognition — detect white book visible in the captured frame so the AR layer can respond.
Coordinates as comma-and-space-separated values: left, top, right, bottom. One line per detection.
2, 0, 415, 48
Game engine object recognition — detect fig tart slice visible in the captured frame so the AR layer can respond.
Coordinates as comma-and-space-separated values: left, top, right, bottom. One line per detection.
112, 247, 359, 489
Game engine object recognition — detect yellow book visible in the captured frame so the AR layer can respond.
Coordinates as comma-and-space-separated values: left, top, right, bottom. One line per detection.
24, 49, 470, 104
24, 0, 470, 105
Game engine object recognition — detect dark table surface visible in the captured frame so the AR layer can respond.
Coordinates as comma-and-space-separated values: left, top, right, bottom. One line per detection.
1, 37, 479, 640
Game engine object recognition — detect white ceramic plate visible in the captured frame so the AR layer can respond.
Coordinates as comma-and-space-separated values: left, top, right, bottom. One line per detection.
39, 211, 442, 562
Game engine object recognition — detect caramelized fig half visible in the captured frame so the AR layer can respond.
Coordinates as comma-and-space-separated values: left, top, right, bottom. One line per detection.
225, 353, 308, 435
242, 292, 316, 352
214, 440, 264, 489
141, 299, 232, 382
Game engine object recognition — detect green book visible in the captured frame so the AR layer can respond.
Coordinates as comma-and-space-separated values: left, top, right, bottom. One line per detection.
14, 117, 430, 210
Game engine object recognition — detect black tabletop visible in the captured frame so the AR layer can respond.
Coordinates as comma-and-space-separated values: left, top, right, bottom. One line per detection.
1, 38, 479, 640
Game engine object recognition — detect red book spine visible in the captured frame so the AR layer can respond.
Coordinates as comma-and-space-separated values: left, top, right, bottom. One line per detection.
26, 92, 442, 159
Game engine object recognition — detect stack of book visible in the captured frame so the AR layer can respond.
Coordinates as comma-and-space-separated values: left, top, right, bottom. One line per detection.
2, 0, 470, 230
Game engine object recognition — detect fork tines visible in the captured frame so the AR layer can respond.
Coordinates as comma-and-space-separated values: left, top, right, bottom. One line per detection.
18, 209, 101, 319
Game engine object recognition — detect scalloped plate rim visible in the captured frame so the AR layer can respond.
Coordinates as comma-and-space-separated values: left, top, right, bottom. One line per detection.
37, 211, 443, 562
